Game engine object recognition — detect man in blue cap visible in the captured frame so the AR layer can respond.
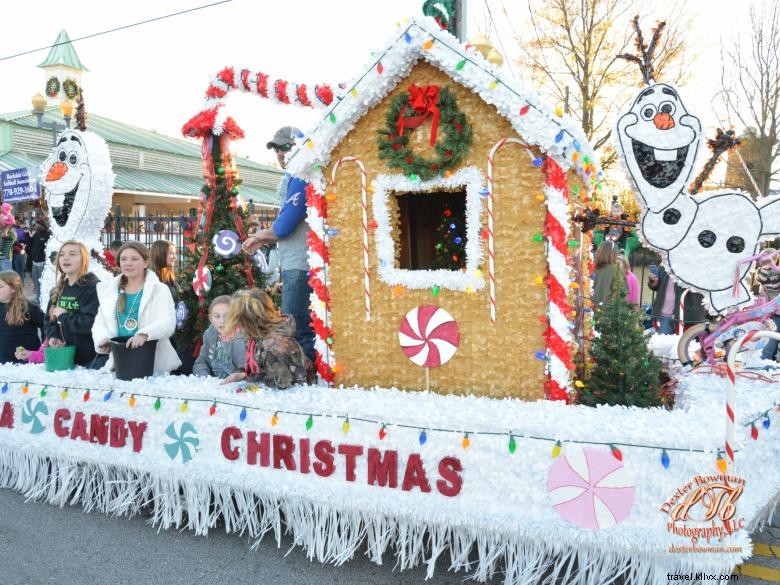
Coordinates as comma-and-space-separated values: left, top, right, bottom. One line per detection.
243, 126, 315, 364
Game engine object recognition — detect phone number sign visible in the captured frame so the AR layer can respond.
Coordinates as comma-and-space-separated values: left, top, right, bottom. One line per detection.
1, 168, 39, 203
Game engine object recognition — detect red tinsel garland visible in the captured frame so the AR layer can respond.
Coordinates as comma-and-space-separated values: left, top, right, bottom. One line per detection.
309, 312, 334, 345
306, 231, 330, 265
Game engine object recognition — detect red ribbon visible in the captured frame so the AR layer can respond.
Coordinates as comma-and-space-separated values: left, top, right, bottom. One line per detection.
397, 84, 441, 147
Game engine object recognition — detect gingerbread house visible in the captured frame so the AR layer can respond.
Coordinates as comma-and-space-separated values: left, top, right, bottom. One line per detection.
286, 18, 600, 400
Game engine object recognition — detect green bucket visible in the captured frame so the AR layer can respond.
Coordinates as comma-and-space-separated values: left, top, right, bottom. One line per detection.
44, 345, 76, 372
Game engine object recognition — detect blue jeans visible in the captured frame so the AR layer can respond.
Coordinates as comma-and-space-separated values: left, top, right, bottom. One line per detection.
12, 253, 25, 282
0, 258, 12, 272
281, 269, 316, 363
761, 315, 780, 360
657, 316, 676, 335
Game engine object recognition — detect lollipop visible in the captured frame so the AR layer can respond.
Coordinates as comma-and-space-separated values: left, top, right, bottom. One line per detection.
547, 446, 635, 530
212, 230, 241, 258
192, 266, 212, 296
175, 301, 189, 331
398, 305, 459, 368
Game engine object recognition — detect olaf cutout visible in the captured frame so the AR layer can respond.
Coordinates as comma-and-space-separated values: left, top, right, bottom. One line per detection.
39, 129, 115, 304
617, 83, 780, 314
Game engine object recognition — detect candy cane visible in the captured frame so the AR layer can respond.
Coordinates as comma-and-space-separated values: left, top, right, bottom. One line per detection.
487, 138, 535, 323
331, 156, 371, 321
724, 329, 780, 468
677, 289, 688, 335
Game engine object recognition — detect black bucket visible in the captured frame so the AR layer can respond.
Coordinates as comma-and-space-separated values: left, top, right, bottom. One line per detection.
110, 337, 158, 381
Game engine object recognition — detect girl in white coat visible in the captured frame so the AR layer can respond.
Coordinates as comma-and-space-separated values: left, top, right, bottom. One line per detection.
92, 241, 181, 374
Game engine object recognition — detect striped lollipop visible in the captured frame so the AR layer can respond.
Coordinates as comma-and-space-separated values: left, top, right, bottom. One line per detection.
398, 305, 459, 368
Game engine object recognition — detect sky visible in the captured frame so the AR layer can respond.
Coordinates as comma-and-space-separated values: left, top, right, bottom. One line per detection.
0, 0, 749, 172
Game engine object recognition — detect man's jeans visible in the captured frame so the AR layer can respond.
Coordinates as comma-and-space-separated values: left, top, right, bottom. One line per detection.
281, 269, 316, 363
0, 258, 12, 272
12, 253, 25, 282
31, 261, 46, 304
657, 316, 676, 335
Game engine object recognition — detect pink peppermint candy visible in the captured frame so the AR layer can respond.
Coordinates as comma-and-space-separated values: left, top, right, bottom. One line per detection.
547, 446, 635, 530
398, 305, 459, 368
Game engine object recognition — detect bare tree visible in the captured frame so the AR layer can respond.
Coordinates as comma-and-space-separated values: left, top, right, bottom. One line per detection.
518, 0, 690, 169
718, 1, 780, 197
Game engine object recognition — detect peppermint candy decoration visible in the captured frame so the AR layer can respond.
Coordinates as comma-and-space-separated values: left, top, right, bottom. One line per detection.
547, 446, 635, 530
398, 305, 459, 368
175, 301, 189, 331
193, 266, 212, 296
212, 229, 241, 258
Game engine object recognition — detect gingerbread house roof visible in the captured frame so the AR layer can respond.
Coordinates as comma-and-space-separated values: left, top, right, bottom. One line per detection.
286, 16, 601, 190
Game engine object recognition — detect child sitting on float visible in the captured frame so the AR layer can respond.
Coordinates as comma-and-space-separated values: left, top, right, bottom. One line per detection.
0, 270, 44, 364
193, 295, 247, 384
224, 289, 314, 389
92, 241, 180, 375
44, 241, 102, 368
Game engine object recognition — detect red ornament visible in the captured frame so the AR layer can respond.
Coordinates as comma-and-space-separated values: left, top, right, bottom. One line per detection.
443, 210, 452, 217
405, 156, 415, 164
396, 84, 441, 147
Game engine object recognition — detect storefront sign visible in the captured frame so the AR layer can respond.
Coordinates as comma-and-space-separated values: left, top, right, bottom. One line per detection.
1, 167, 39, 203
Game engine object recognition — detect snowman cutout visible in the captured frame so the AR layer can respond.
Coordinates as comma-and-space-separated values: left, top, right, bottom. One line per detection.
615, 20, 780, 315
39, 128, 115, 304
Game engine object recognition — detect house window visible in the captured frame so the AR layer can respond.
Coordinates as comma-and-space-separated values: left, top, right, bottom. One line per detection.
371, 167, 485, 292
394, 190, 467, 271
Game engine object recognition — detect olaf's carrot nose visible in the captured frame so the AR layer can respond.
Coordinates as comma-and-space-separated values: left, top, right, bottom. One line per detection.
653, 112, 675, 130
46, 162, 68, 182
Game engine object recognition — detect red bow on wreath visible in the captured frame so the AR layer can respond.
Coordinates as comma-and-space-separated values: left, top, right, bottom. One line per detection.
397, 84, 441, 147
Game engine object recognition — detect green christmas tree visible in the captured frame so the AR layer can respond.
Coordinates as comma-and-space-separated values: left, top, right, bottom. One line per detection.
432, 203, 466, 270
178, 135, 266, 347
580, 280, 662, 408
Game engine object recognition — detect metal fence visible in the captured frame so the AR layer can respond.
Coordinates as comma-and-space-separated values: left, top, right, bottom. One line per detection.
100, 204, 278, 268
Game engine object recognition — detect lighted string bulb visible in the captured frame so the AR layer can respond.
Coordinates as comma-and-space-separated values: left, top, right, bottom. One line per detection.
22, 383, 29, 395
533, 276, 544, 285
129, 394, 136, 408
419, 429, 427, 445
763, 416, 771, 429
377, 62, 384, 74
431, 285, 440, 297
60, 388, 69, 400
488, 80, 498, 90
350, 88, 358, 97
661, 449, 670, 469
750, 423, 759, 440
154, 397, 161, 411
103, 390, 113, 402
209, 402, 217, 416
305, 415, 313, 430
535, 194, 545, 202
568, 240, 580, 247
455, 59, 466, 70
328, 113, 336, 123
555, 130, 564, 143
409, 174, 419, 182
239, 407, 247, 422
1, 382, 7, 393
181, 400, 188, 414
271, 412, 279, 426
378, 424, 387, 440
532, 157, 544, 167
39, 385, 47, 398
532, 233, 544, 243
534, 351, 546, 361
83, 389, 90, 402
508, 433, 517, 454
552, 440, 562, 459
519, 104, 530, 115
555, 106, 563, 117
715, 450, 728, 473
574, 380, 585, 388
422, 39, 434, 50
461, 432, 470, 449
342, 416, 350, 434
325, 192, 337, 202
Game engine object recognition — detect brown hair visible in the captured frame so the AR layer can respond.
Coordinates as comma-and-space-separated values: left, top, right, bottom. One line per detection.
223, 289, 283, 340
594, 240, 618, 269
49, 241, 90, 321
150, 240, 176, 287
0, 271, 28, 326
117, 241, 150, 312
209, 295, 232, 314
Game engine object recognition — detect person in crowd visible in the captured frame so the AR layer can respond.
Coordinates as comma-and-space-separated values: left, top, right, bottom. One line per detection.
0, 271, 44, 363
150, 239, 181, 302
241, 126, 316, 364
592, 240, 626, 307
618, 253, 639, 308
224, 289, 314, 389
193, 295, 246, 383
12, 216, 28, 283
92, 242, 180, 375
104, 239, 123, 270
755, 251, 780, 360
44, 241, 101, 368
27, 217, 51, 302
0, 204, 17, 273
648, 265, 706, 334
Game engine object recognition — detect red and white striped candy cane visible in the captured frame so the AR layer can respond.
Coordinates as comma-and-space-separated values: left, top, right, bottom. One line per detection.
487, 138, 535, 323
677, 289, 688, 335
724, 328, 780, 469
331, 156, 371, 321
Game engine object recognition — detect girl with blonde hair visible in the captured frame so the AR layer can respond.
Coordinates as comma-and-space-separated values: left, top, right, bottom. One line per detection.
592, 240, 627, 307
44, 241, 101, 367
224, 289, 314, 389
92, 241, 180, 375
0, 270, 44, 363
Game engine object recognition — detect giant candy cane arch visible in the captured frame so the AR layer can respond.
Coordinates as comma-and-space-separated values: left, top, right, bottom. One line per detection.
331, 157, 371, 321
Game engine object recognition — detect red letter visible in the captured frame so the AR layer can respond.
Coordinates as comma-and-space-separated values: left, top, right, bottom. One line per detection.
313, 440, 335, 477
127, 421, 147, 453
89, 415, 109, 445
53, 408, 70, 437
299, 438, 311, 474
401, 454, 431, 492
221, 426, 242, 461
436, 457, 463, 497
0, 402, 14, 429
109, 418, 128, 448
337, 444, 364, 482
247, 432, 270, 467
273, 434, 296, 470
70, 412, 89, 442
367, 448, 398, 488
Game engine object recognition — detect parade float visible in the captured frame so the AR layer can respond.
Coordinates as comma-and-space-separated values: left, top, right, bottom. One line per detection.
0, 14, 778, 585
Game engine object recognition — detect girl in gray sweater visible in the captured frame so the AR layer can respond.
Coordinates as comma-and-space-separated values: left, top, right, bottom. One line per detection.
193, 295, 247, 383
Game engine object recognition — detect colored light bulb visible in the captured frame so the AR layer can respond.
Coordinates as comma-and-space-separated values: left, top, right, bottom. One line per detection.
716, 453, 727, 474
455, 59, 465, 70
306, 415, 313, 430
508, 434, 517, 454
1, 383, 7, 393
342, 418, 350, 433
462, 433, 470, 449
419, 430, 427, 445
271, 412, 279, 426
379, 424, 387, 440
431, 285, 440, 297
83, 390, 90, 402
154, 397, 161, 411
519, 105, 529, 115
552, 441, 562, 459
181, 401, 188, 413
39, 386, 47, 398
209, 403, 217, 416
240, 407, 247, 422
103, 390, 112, 401
22, 384, 29, 395
377, 62, 384, 74
60, 388, 69, 400
532, 233, 544, 243
661, 450, 670, 469
763, 417, 771, 429
751, 424, 758, 440
129, 395, 136, 408
328, 113, 336, 123
532, 157, 544, 167
555, 130, 564, 142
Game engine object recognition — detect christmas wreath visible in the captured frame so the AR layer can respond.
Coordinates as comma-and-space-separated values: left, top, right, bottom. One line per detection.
45, 76, 60, 98
63, 78, 80, 100
378, 84, 471, 180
